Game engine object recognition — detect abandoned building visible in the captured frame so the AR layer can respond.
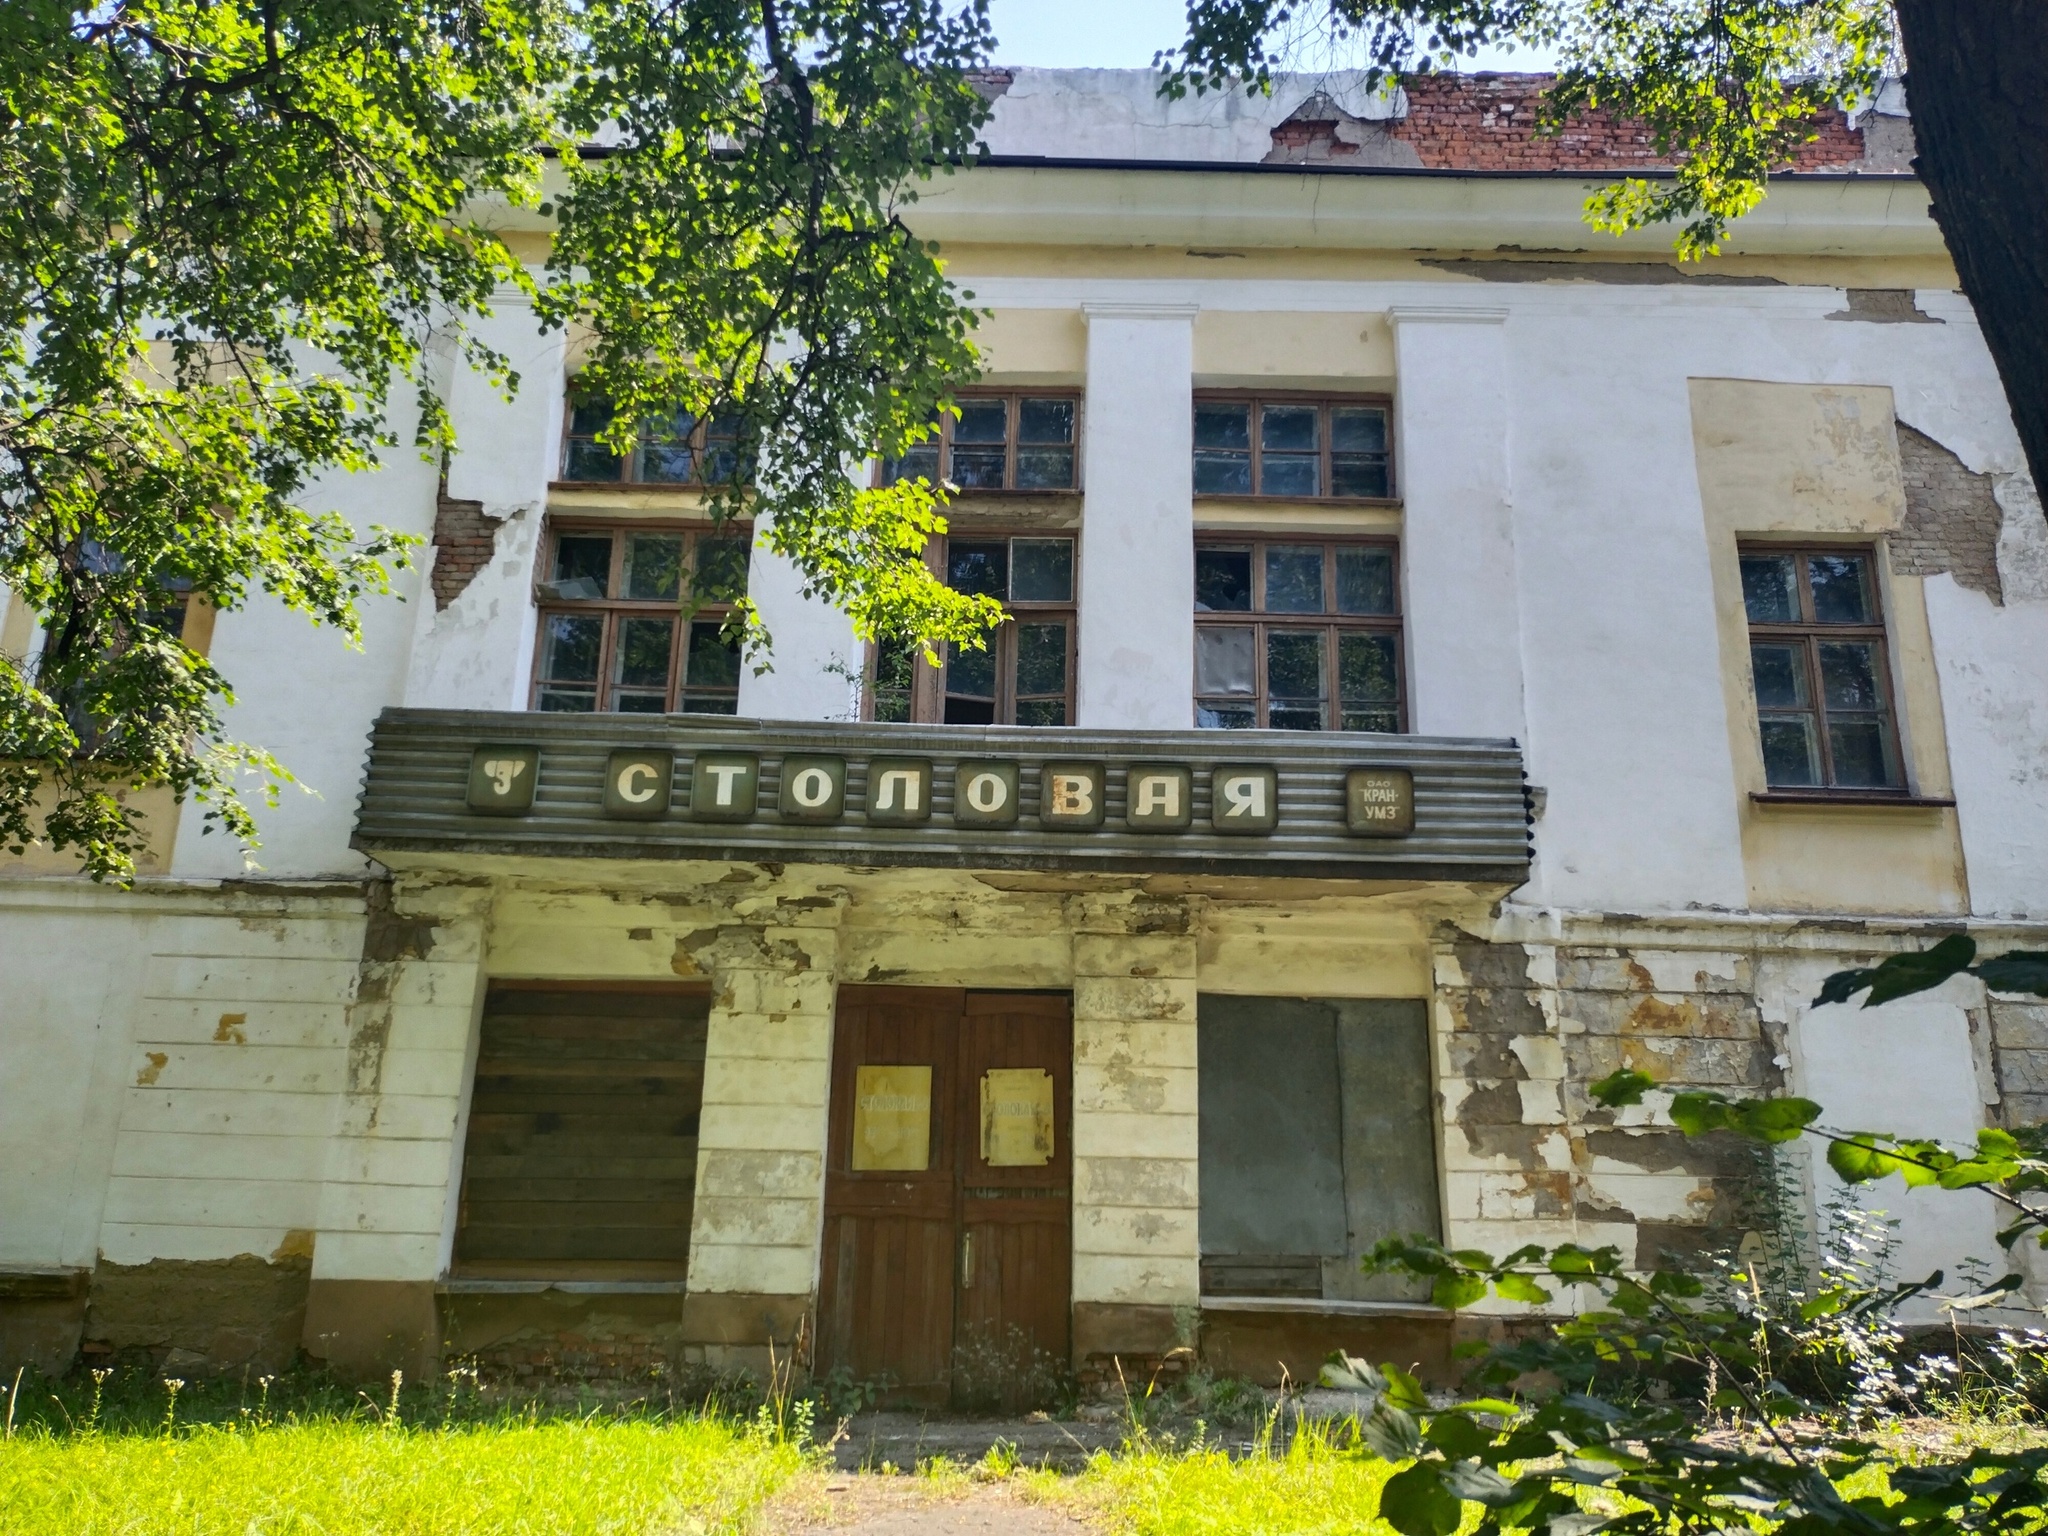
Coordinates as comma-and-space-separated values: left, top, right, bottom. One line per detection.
5, 69, 2047, 1399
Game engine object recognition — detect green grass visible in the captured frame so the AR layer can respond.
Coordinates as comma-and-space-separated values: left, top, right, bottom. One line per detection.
1024, 1415, 1415, 1536
0, 1415, 808, 1536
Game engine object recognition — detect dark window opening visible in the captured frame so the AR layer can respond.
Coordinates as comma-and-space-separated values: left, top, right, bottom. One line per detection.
1195, 537, 1404, 732
1194, 395, 1393, 501
880, 392, 1080, 493
864, 533, 1077, 727
559, 395, 751, 488
1739, 546, 1904, 791
532, 523, 750, 714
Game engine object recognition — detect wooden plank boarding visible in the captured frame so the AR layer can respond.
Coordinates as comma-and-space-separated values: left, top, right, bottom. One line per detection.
453, 984, 709, 1280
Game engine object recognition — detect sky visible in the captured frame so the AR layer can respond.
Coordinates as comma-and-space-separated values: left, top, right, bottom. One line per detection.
981, 0, 1559, 73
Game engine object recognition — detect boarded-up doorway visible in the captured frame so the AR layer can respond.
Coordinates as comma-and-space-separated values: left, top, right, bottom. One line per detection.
453, 983, 709, 1280
818, 986, 1072, 1408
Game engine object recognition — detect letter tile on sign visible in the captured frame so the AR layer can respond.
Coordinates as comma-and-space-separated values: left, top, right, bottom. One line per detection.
953, 760, 1020, 828
1041, 762, 1105, 829
778, 755, 846, 822
467, 745, 539, 814
604, 749, 674, 818
1345, 767, 1414, 836
864, 757, 933, 825
688, 753, 759, 822
1125, 765, 1192, 831
1210, 765, 1278, 834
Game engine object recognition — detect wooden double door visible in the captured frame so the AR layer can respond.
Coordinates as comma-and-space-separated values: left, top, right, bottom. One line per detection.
817, 987, 1072, 1408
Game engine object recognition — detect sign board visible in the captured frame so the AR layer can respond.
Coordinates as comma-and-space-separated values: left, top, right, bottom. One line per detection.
851, 1064, 932, 1171
980, 1068, 1054, 1167
463, 748, 1414, 840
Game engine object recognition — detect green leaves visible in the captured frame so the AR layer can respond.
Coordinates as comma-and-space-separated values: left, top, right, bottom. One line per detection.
1826, 1125, 2025, 1189
1816, 935, 2048, 1013
1589, 1068, 1655, 1108
1669, 1090, 1821, 1143
1380, 1463, 1465, 1536
1, 1, 1010, 881
1814, 932, 1977, 1007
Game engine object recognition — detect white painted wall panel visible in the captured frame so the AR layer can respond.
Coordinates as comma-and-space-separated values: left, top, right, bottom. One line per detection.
1077, 304, 1195, 729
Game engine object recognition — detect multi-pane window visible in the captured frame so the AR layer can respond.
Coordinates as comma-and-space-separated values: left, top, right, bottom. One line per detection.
869, 534, 1077, 726
881, 393, 1079, 492
1194, 538, 1403, 732
1741, 547, 1903, 790
1193, 395, 1393, 500
559, 396, 747, 486
532, 523, 751, 714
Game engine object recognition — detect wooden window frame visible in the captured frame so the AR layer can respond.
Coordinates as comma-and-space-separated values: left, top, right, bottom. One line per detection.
1739, 542, 1909, 794
863, 529, 1079, 727
1193, 534, 1406, 733
1192, 391, 1397, 503
555, 394, 746, 488
876, 389, 1083, 495
529, 518, 752, 715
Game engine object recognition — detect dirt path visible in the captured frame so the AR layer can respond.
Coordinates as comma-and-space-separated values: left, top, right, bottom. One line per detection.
760, 1473, 1105, 1535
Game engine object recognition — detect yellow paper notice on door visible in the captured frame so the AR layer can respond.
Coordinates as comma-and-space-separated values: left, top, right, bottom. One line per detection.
851, 1065, 932, 1171
980, 1068, 1054, 1167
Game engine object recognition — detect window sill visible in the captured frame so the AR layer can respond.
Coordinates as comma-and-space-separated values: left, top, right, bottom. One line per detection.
1193, 494, 1401, 508
1751, 791, 1956, 809
438, 1278, 690, 1295
1199, 1295, 1446, 1319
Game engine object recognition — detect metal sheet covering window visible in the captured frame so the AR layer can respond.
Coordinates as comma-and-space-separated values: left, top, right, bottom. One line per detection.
531, 521, 751, 714
867, 533, 1078, 726
1739, 545, 1905, 791
1197, 996, 1439, 1301
1194, 537, 1404, 732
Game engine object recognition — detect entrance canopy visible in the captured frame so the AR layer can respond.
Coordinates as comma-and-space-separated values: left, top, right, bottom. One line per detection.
353, 710, 1529, 884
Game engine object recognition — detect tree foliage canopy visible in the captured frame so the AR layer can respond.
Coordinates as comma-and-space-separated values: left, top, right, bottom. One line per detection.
0, 0, 999, 882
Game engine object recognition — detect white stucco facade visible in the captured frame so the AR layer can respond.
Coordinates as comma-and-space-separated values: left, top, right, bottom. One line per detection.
5, 68, 2046, 1387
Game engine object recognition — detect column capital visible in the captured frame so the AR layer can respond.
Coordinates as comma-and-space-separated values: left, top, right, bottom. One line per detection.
1387, 305, 1509, 328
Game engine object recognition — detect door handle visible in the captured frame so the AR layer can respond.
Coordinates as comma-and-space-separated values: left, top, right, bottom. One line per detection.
960, 1230, 975, 1290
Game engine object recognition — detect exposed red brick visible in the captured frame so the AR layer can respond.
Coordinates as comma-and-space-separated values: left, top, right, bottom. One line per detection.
1390, 72, 1867, 173
430, 487, 497, 611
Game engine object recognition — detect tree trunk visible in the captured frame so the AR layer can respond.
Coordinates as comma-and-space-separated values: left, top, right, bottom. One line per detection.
1891, 0, 2048, 508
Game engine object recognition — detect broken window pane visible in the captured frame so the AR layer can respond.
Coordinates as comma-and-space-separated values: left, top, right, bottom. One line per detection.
613, 617, 673, 693
681, 620, 740, 713
1195, 548, 1252, 612
1195, 627, 1255, 697
550, 535, 612, 600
